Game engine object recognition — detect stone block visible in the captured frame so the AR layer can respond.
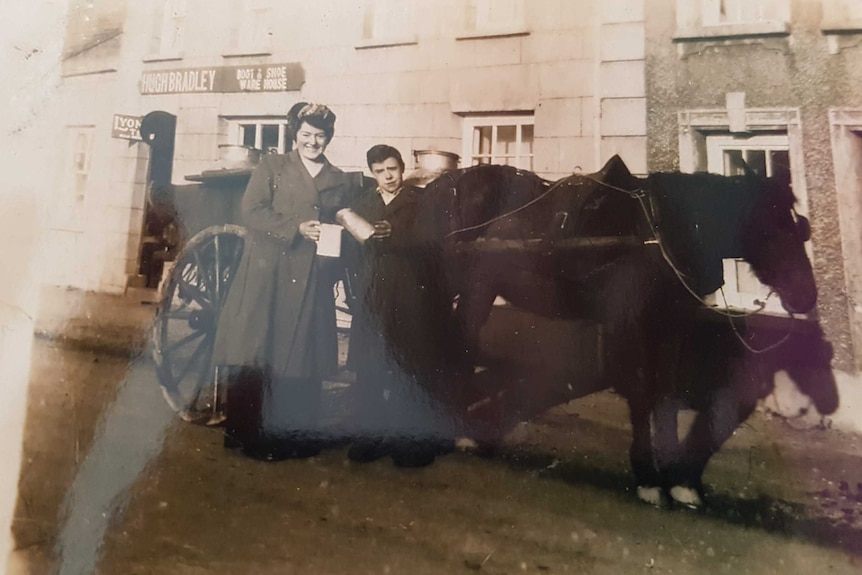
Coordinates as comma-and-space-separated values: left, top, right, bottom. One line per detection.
109, 156, 138, 185
581, 96, 598, 137
386, 104, 435, 138
198, 134, 219, 161
429, 105, 462, 139
418, 69, 451, 104
533, 137, 560, 174
522, 31, 584, 63
558, 137, 597, 174
601, 97, 647, 136
473, 36, 523, 67
530, 0, 563, 31
600, 61, 645, 98
451, 65, 539, 112
538, 60, 594, 99
173, 134, 196, 161
536, 98, 583, 137
602, 0, 644, 23
600, 23, 645, 61
559, 1, 595, 29
131, 182, 147, 211
395, 71, 424, 103
418, 38, 467, 71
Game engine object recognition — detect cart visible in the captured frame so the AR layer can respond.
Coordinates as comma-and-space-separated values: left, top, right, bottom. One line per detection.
152, 148, 361, 423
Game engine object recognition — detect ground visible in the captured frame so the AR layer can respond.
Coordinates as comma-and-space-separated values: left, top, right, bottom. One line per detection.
8, 338, 862, 574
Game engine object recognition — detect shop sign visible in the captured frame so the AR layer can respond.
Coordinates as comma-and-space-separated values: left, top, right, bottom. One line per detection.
111, 114, 142, 141
139, 63, 304, 95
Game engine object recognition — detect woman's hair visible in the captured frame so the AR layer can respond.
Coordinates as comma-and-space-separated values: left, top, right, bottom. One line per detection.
286, 101, 308, 144
289, 102, 336, 143
366, 144, 405, 170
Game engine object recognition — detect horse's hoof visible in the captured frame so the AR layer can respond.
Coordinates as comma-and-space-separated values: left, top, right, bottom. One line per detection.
669, 485, 703, 509
636, 486, 666, 508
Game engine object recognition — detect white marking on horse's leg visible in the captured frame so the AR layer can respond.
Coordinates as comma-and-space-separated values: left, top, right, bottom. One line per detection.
473, 365, 488, 374
669, 485, 703, 509
637, 486, 664, 507
455, 437, 480, 451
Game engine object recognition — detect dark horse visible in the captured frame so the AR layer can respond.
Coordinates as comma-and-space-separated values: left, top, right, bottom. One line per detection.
418, 156, 828, 506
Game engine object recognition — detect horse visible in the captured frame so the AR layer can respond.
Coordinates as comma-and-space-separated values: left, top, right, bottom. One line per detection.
418, 155, 824, 506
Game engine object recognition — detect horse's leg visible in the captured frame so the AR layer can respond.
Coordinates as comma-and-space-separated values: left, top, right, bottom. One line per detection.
627, 393, 666, 506
669, 385, 758, 508
652, 395, 682, 481
453, 266, 498, 369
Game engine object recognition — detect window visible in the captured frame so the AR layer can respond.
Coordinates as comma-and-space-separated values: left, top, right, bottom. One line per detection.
149, 0, 186, 58
462, 115, 534, 170
55, 126, 94, 228
705, 134, 804, 313
227, 118, 289, 154
828, 110, 862, 368
358, 0, 416, 47
702, 0, 787, 26
71, 128, 94, 202
461, 0, 527, 37
821, 0, 862, 54
674, 0, 789, 42
227, 0, 273, 55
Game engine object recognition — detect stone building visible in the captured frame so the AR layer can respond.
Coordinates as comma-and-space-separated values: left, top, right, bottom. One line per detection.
51, 0, 646, 293
645, 0, 862, 374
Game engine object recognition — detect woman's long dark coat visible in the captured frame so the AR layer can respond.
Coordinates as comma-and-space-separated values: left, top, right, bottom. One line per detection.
212, 150, 354, 380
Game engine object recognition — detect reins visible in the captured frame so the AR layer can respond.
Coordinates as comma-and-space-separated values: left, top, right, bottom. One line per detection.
579, 174, 797, 354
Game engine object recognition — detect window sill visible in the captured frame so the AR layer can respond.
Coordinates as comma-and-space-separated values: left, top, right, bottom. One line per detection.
673, 21, 789, 42
61, 67, 118, 78
821, 19, 862, 34
455, 27, 530, 41
142, 53, 184, 63
354, 36, 418, 50
221, 48, 273, 58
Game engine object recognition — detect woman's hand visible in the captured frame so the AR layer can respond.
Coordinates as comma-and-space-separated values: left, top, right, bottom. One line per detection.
299, 220, 322, 241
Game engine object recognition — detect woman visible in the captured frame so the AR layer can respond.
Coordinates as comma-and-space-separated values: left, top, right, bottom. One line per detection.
212, 103, 355, 461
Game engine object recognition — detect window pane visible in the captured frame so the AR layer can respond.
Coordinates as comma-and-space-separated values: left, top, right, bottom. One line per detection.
743, 149, 767, 177
769, 149, 791, 180
735, 261, 767, 295
721, 0, 765, 23
522, 124, 534, 147
261, 124, 279, 152
474, 126, 492, 156
496, 125, 517, 158
241, 125, 256, 148
722, 149, 745, 175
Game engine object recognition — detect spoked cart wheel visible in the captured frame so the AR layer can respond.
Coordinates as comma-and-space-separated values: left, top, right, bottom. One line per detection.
153, 224, 247, 424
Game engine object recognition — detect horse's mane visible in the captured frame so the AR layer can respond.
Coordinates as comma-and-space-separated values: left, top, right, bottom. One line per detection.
646, 171, 773, 296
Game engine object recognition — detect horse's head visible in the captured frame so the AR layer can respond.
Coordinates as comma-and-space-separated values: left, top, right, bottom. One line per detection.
741, 175, 816, 314
755, 323, 839, 416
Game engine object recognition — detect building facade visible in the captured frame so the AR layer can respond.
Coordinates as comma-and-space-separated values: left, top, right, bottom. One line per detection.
645, 0, 862, 372
51, 0, 646, 294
